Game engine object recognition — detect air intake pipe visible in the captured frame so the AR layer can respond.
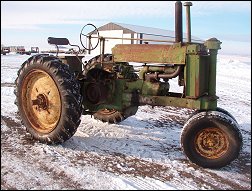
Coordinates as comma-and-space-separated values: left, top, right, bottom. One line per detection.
184, 2, 193, 43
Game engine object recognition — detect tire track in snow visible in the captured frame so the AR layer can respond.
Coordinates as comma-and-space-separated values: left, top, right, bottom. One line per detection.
1, 116, 86, 189
1, 105, 251, 190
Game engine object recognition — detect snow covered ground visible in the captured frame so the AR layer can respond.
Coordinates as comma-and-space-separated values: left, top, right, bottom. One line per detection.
1, 53, 251, 190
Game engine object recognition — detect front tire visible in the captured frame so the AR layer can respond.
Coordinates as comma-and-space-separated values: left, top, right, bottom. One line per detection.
15, 54, 82, 144
181, 111, 242, 168
187, 107, 238, 123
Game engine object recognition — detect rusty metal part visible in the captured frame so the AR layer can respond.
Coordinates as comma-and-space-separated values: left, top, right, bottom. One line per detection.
83, 54, 113, 75
32, 94, 49, 110
194, 127, 229, 159
100, 37, 106, 63
175, 1, 183, 43
145, 65, 182, 81
112, 44, 187, 64
21, 69, 61, 133
184, 2, 193, 43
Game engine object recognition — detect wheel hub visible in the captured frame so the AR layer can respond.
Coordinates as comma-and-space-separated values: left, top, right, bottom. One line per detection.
32, 93, 49, 110
195, 128, 229, 159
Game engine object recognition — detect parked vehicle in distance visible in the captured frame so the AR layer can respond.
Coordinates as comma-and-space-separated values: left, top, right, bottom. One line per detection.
1, 47, 10, 55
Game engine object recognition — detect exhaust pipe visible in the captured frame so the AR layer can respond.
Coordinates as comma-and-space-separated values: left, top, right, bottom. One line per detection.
184, 2, 193, 43
175, 1, 183, 43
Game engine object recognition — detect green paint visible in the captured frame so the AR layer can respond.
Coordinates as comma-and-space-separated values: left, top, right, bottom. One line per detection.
82, 38, 222, 115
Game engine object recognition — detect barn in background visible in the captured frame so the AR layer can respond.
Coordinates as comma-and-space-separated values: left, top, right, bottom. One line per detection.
88, 22, 203, 56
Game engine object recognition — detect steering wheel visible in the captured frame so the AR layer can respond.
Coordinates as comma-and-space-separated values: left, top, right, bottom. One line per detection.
80, 23, 100, 51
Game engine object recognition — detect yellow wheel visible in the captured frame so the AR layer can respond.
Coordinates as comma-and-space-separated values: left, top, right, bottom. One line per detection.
21, 70, 61, 134
15, 54, 82, 144
194, 127, 229, 159
181, 111, 242, 168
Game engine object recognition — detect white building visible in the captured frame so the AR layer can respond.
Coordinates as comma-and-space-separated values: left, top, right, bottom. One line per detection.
87, 22, 203, 56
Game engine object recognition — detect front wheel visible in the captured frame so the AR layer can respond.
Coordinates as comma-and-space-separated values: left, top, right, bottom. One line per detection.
186, 107, 238, 123
15, 54, 82, 144
181, 111, 242, 168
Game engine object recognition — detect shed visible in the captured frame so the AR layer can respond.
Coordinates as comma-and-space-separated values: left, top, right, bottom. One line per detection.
88, 22, 203, 56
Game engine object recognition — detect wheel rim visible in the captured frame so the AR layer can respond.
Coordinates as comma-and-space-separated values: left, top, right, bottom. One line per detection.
194, 127, 229, 159
21, 69, 61, 133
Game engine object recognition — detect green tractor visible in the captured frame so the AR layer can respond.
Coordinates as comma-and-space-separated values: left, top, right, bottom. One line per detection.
15, 1, 242, 168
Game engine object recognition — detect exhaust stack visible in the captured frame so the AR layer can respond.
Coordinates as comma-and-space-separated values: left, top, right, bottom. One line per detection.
175, 1, 183, 43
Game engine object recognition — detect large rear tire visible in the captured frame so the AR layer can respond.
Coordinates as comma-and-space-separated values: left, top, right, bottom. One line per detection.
181, 111, 242, 168
84, 54, 138, 124
93, 106, 138, 124
15, 54, 82, 144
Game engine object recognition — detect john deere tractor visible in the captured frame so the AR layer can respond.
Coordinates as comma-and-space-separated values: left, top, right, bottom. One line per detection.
15, 1, 242, 168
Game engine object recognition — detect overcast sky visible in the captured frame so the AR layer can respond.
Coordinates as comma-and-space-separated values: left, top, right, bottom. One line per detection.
1, 1, 251, 55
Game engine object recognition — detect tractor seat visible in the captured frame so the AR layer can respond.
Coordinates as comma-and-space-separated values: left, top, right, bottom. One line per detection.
48, 37, 69, 45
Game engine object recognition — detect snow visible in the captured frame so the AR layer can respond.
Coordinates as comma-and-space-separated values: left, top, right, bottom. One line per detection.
1, 53, 251, 190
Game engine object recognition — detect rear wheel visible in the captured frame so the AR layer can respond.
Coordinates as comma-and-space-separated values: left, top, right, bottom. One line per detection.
84, 55, 138, 124
93, 106, 138, 123
181, 111, 242, 168
15, 54, 82, 144
94, 109, 123, 123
